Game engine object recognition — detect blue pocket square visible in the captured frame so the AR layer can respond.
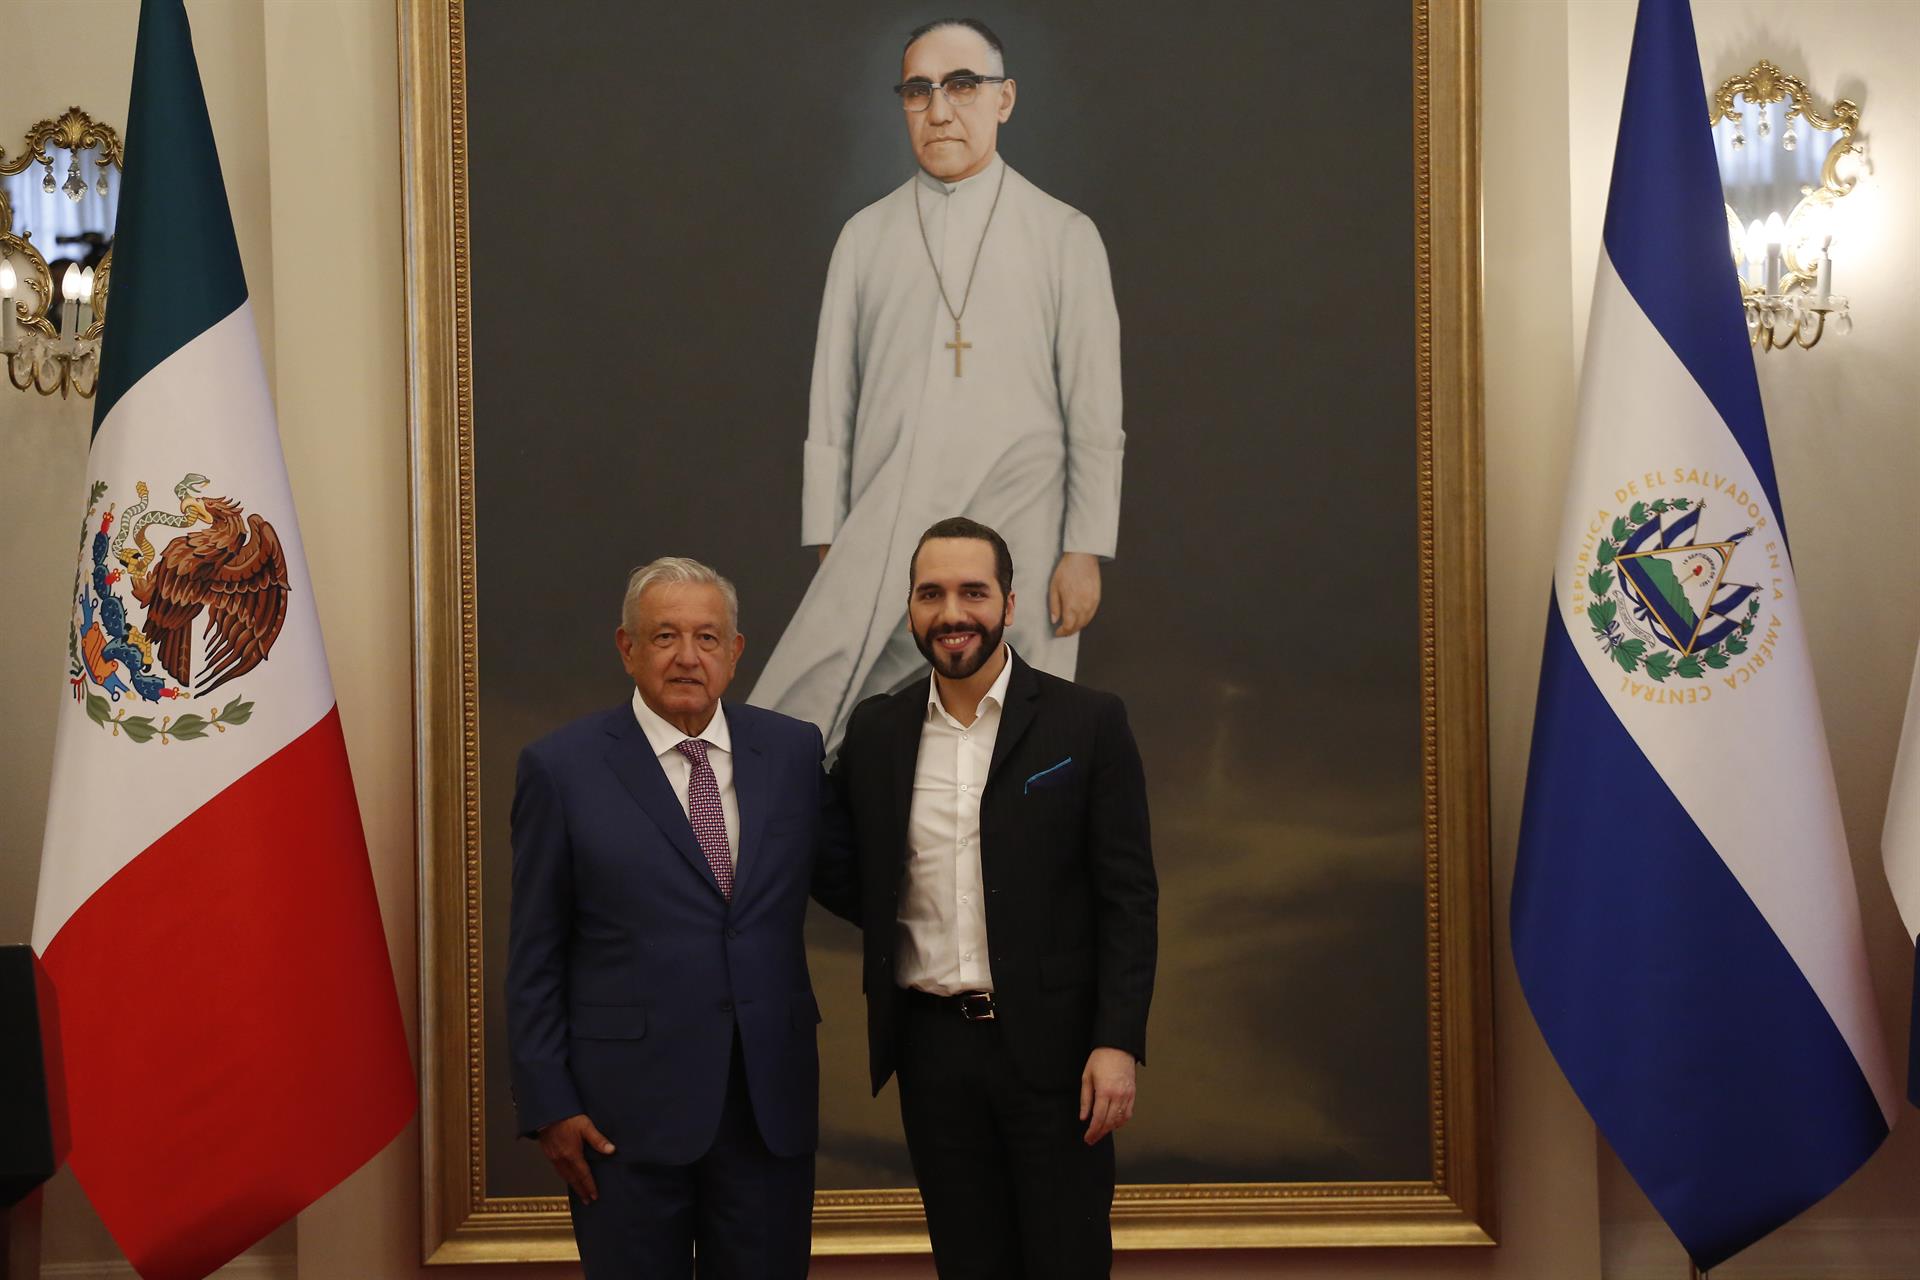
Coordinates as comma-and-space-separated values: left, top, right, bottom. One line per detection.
1024, 757, 1074, 793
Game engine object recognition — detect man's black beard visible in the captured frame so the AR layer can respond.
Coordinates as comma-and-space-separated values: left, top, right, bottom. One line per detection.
913, 614, 1007, 681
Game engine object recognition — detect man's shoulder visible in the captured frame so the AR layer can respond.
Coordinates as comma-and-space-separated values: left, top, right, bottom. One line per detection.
725, 702, 824, 756
840, 178, 918, 239
844, 679, 926, 742
1003, 163, 1095, 231
1024, 661, 1126, 721
523, 703, 629, 763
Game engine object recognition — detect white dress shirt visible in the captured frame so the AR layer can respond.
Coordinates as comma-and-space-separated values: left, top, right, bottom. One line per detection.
631, 690, 739, 867
896, 646, 1014, 994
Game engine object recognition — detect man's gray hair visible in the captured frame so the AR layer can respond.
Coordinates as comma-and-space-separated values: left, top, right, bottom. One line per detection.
621, 556, 739, 636
904, 17, 1007, 76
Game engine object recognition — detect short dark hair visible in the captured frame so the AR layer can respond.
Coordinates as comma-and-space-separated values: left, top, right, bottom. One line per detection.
903, 18, 1006, 71
911, 517, 1014, 597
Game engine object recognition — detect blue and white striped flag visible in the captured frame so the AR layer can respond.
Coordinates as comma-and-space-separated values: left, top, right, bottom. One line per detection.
1512, 0, 1896, 1268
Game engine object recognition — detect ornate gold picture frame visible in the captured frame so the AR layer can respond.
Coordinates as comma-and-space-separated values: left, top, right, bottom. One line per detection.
400, 0, 1490, 1261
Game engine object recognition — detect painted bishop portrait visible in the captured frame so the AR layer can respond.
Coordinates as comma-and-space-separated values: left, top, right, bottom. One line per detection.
749, 17, 1124, 749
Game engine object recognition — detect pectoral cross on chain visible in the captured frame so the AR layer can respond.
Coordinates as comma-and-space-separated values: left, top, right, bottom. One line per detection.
946, 319, 972, 377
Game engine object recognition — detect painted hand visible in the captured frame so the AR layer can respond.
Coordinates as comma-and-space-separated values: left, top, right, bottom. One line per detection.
1050, 552, 1102, 637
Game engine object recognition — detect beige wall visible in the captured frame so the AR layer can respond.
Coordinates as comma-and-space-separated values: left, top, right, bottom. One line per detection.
0, 0, 1910, 1275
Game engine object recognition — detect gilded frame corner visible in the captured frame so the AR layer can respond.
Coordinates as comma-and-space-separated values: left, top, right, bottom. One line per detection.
402, 0, 1490, 1261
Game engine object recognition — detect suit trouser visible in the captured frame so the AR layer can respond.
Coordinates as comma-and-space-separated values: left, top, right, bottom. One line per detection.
896, 992, 1115, 1279
569, 1029, 814, 1279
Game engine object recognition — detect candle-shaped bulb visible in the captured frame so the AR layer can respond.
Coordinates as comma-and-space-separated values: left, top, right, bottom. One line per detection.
62, 263, 83, 301
1742, 219, 1767, 283
80, 265, 96, 299
0, 258, 15, 297
1760, 214, 1784, 297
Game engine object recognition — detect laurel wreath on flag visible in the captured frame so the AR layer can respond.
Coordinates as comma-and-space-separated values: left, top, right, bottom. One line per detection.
82, 691, 255, 744
1585, 496, 1763, 681
66, 480, 110, 676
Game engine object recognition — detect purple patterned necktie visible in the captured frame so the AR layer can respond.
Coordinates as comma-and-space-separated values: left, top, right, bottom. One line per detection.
673, 738, 733, 899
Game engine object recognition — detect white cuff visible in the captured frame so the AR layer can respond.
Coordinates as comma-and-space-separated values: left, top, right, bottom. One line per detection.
1064, 441, 1124, 559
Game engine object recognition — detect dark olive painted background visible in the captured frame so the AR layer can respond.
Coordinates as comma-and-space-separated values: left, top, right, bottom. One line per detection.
465, 0, 1421, 1196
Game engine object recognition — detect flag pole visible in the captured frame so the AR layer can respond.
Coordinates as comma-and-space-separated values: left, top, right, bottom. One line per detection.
1688, 1261, 1708, 1279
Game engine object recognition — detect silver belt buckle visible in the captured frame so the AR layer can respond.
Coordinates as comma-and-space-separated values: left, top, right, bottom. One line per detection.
958, 991, 996, 1021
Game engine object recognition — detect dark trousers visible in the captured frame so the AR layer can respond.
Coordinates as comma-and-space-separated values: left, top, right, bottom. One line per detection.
570, 1030, 814, 1279
896, 992, 1115, 1279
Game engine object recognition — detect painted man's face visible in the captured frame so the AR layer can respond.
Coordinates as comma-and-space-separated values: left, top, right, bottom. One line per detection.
900, 25, 1015, 184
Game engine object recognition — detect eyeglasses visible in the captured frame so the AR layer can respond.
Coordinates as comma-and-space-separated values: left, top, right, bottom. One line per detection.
893, 75, 1009, 111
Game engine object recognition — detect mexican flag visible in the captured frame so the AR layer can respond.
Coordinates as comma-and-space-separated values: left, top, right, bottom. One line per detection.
31, 2, 413, 1276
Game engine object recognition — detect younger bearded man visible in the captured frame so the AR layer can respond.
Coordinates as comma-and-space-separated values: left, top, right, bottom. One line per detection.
817, 517, 1157, 1278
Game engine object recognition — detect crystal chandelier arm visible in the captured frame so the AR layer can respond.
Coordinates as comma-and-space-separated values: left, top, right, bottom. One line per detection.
4, 346, 32, 393
71, 347, 99, 398
1792, 312, 1826, 350
33, 350, 70, 397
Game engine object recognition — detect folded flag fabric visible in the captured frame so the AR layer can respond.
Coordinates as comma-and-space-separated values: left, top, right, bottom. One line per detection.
1880, 651, 1920, 1106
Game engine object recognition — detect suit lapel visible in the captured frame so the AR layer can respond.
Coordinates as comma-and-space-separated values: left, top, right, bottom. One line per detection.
728, 705, 768, 901
887, 681, 926, 877
986, 652, 1041, 789
602, 709, 725, 901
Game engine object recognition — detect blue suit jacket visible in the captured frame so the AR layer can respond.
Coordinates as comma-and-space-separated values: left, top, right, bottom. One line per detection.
506, 699, 829, 1163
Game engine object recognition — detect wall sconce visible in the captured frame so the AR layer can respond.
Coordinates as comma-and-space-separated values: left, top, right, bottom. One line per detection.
3, 259, 104, 398
1711, 61, 1867, 353
0, 107, 121, 399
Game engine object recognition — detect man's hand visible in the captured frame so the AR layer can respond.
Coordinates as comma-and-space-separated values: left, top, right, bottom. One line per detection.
1078, 1046, 1137, 1145
1050, 552, 1102, 637
538, 1113, 615, 1203
814, 544, 831, 567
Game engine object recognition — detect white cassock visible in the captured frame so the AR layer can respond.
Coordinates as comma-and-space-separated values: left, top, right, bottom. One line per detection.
749, 154, 1124, 750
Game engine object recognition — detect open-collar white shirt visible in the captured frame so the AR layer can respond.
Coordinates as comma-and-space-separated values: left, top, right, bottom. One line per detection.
631, 690, 739, 866
896, 645, 1013, 995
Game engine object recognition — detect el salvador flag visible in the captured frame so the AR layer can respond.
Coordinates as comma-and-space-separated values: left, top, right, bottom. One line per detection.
1511, 0, 1896, 1269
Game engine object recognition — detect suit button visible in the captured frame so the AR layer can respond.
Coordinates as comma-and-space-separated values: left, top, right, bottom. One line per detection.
719, 1001, 733, 1012
726, 928, 739, 940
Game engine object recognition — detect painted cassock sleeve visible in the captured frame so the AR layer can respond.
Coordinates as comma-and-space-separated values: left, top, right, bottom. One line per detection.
801, 222, 860, 548
1056, 214, 1124, 560
1089, 694, 1158, 1062
505, 747, 584, 1136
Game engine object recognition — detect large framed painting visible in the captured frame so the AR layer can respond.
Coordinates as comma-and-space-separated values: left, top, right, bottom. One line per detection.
401, 0, 1491, 1261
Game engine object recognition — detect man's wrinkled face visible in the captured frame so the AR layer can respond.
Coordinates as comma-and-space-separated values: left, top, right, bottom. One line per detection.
909, 537, 1013, 680
901, 25, 1015, 183
615, 582, 743, 730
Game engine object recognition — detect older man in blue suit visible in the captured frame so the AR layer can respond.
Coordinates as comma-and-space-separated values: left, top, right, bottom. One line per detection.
507, 556, 830, 1278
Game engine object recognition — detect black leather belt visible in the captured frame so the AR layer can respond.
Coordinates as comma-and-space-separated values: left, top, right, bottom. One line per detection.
906, 988, 997, 1021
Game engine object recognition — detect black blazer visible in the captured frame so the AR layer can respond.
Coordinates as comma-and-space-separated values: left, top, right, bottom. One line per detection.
817, 651, 1157, 1094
